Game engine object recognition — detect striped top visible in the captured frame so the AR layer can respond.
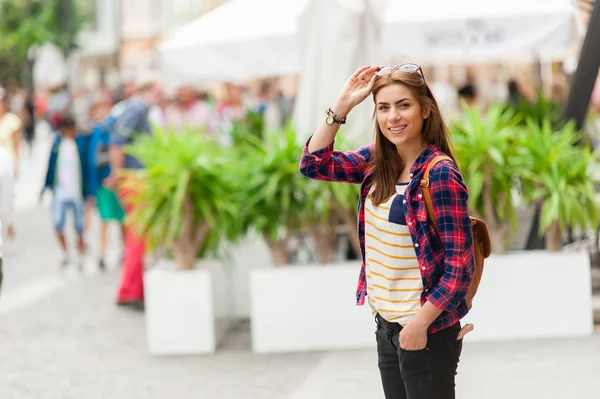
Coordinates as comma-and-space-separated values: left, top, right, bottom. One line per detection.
365, 182, 423, 325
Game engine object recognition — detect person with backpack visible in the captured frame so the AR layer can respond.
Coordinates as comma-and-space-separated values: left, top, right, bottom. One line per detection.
300, 64, 489, 399
88, 98, 126, 271
41, 116, 91, 270
106, 75, 163, 310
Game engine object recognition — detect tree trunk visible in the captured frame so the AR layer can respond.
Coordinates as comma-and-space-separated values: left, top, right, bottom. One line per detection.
338, 208, 361, 257
481, 168, 509, 253
263, 234, 289, 266
309, 224, 335, 264
171, 192, 211, 270
488, 223, 510, 254
172, 240, 196, 271
545, 221, 562, 252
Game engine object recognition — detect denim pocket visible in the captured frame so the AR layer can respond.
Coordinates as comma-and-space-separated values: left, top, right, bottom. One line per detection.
399, 346, 431, 379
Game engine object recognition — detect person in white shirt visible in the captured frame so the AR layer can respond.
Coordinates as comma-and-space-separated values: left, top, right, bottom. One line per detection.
41, 116, 89, 269
0, 145, 15, 291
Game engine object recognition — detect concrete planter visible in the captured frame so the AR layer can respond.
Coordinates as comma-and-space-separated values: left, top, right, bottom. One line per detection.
144, 259, 233, 355
250, 262, 375, 354
463, 251, 594, 342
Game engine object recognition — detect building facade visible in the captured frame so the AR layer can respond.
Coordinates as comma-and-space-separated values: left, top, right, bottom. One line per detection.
72, 0, 120, 90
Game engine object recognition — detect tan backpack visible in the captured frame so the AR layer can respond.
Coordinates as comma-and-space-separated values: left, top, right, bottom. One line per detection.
420, 155, 491, 310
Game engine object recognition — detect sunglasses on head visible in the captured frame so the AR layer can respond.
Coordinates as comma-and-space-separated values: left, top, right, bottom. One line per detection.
376, 63, 426, 83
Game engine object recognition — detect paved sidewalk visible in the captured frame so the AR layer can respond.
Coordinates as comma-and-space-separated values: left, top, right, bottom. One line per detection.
1, 249, 599, 399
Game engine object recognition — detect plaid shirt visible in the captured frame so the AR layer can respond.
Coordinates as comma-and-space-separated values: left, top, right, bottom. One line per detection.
299, 138, 474, 333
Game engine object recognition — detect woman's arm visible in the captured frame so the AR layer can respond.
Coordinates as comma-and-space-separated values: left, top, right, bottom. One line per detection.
300, 139, 373, 184
300, 65, 380, 184
426, 161, 475, 312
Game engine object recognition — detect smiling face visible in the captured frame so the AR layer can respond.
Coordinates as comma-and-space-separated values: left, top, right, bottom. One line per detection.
374, 83, 428, 150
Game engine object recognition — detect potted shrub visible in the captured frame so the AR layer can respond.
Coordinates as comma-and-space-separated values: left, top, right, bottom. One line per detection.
244, 127, 374, 354
124, 128, 244, 355
457, 116, 597, 343
450, 104, 524, 253
240, 124, 310, 265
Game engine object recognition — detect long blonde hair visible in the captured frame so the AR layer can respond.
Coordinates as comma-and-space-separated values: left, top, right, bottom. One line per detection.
369, 70, 456, 206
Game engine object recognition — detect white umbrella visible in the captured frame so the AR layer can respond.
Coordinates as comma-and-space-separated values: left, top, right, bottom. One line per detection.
293, 0, 384, 145
380, 0, 580, 64
159, 0, 309, 85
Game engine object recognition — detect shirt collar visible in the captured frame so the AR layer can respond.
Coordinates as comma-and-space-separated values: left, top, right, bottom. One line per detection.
409, 144, 441, 175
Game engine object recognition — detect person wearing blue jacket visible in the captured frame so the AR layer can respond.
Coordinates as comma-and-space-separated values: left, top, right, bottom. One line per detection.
41, 116, 90, 269
88, 100, 126, 271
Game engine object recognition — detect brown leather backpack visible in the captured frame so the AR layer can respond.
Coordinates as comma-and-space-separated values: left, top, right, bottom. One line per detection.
420, 155, 491, 310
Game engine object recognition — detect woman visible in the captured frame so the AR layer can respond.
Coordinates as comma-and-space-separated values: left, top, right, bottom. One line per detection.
299, 65, 474, 399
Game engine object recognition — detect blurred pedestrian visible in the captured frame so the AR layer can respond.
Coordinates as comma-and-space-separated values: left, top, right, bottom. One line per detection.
457, 84, 478, 108
0, 145, 15, 293
41, 116, 90, 269
300, 64, 474, 399
216, 83, 247, 146
107, 74, 162, 310
0, 90, 22, 173
22, 90, 36, 156
165, 86, 215, 135
88, 98, 126, 271
507, 79, 525, 107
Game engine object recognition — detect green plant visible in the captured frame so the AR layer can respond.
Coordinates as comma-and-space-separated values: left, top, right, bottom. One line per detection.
0, 0, 87, 87
507, 91, 563, 128
301, 135, 361, 263
240, 124, 309, 265
450, 104, 524, 253
518, 119, 600, 251
123, 128, 244, 270
230, 109, 265, 147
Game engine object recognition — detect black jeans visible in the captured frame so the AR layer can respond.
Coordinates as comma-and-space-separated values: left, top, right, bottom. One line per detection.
375, 313, 462, 399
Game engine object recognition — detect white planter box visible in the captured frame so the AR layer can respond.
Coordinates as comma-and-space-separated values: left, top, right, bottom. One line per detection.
144, 259, 233, 356
463, 251, 594, 342
250, 262, 375, 354
227, 233, 273, 319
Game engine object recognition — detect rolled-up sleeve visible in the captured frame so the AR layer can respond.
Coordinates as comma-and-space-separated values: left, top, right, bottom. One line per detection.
426, 162, 474, 312
299, 136, 373, 184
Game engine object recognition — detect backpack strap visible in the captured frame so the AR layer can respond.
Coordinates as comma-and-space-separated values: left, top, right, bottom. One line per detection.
420, 155, 453, 235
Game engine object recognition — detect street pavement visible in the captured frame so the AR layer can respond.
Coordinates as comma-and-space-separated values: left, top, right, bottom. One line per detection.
1, 125, 599, 398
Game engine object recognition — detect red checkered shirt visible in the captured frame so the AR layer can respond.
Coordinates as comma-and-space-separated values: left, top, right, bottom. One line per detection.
299, 138, 474, 333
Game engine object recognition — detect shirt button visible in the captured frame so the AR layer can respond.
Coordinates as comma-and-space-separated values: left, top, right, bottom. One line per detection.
408, 222, 412, 226
410, 173, 414, 178
403, 200, 407, 204
421, 266, 426, 270
415, 243, 419, 248
418, 194, 423, 199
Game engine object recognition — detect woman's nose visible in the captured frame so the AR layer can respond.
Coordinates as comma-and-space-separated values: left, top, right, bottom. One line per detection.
388, 108, 401, 121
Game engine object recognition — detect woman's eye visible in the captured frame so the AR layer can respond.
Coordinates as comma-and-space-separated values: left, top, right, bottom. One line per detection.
378, 106, 388, 111
400, 103, 409, 108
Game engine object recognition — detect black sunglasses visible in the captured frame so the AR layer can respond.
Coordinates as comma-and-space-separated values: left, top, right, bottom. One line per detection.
376, 63, 426, 83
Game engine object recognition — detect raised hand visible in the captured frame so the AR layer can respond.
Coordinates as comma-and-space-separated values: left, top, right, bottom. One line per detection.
333, 65, 381, 117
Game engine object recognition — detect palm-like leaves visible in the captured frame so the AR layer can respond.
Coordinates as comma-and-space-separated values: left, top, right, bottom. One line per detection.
519, 119, 600, 238
124, 129, 244, 266
239, 124, 309, 265
450, 105, 523, 251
